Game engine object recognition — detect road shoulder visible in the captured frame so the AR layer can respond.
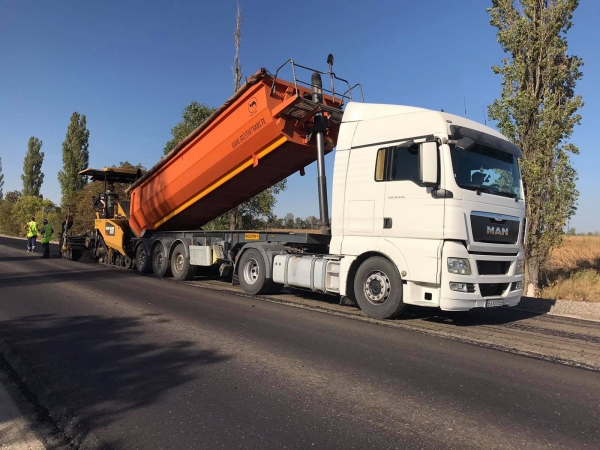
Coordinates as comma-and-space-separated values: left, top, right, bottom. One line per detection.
0, 360, 46, 450
0, 351, 71, 450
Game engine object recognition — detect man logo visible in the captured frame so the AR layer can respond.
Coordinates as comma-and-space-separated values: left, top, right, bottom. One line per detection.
487, 226, 509, 236
248, 97, 257, 114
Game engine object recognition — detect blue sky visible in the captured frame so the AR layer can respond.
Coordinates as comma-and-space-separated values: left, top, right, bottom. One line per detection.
0, 0, 598, 231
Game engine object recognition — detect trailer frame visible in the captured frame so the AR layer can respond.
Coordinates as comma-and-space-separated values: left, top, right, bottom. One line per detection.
132, 229, 332, 284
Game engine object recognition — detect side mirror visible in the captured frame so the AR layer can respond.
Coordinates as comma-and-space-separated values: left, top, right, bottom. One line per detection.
456, 137, 475, 151
419, 142, 438, 187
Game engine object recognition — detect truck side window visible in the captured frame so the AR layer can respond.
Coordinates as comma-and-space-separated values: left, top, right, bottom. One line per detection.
374, 149, 386, 181
390, 145, 420, 184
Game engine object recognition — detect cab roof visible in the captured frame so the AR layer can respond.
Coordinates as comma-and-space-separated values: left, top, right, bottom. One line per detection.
342, 102, 522, 157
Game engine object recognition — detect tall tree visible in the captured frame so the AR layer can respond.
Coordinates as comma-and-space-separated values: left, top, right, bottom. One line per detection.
0, 156, 4, 200
232, 1, 243, 93
21, 136, 45, 197
487, 0, 583, 296
228, 1, 245, 230
58, 112, 90, 203
164, 102, 216, 155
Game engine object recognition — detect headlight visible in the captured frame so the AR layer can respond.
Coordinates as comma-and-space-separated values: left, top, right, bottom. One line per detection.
447, 258, 471, 275
515, 259, 524, 275
450, 282, 474, 292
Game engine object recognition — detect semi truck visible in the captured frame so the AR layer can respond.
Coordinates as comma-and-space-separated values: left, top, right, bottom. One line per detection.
63, 57, 525, 319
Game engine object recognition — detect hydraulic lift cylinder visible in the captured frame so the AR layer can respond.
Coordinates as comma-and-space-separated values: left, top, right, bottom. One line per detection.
311, 72, 331, 234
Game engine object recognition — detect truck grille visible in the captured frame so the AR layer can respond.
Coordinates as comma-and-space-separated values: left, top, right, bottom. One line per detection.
471, 213, 520, 244
479, 283, 509, 297
476, 260, 511, 275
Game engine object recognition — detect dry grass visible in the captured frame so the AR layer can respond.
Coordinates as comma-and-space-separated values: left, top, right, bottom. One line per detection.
540, 236, 600, 302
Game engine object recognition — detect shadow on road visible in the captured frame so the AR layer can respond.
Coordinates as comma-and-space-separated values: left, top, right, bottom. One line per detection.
0, 267, 134, 289
0, 255, 48, 262
0, 313, 230, 445
400, 305, 544, 326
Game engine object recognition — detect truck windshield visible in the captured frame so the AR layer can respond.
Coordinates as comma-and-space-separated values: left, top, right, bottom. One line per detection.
450, 143, 522, 200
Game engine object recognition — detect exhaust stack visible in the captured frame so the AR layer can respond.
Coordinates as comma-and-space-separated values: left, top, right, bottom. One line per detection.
311, 71, 331, 235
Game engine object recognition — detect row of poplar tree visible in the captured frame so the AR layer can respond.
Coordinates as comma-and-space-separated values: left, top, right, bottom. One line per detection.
0, 112, 89, 236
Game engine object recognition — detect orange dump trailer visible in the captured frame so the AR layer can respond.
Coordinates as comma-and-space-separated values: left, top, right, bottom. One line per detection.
127, 68, 345, 237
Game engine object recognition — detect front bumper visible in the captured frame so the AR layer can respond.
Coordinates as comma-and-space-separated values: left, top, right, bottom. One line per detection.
439, 241, 524, 311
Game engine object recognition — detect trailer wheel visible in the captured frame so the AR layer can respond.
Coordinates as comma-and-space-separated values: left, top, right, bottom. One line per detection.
354, 256, 405, 319
136, 244, 152, 274
238, 248, 272, 295
171, 243, 196, 281
152, 243, 172, 277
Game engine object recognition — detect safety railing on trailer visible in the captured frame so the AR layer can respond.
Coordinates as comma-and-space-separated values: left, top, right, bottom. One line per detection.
269, 56, 364, 105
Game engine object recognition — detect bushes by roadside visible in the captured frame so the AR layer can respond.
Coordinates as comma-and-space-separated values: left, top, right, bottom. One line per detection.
541, 236, 600, 302
0, 194, 62, 239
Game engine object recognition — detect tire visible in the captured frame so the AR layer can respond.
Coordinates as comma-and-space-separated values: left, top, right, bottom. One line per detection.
122, 254, 133, 270
136, 244, 152, 274
152, 242, 172, 277
238, 248, 271, 295
170, 243, 196, 281
353, 256, 405, 319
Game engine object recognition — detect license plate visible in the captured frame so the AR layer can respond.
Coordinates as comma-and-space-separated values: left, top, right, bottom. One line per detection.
486, 299, 503, 308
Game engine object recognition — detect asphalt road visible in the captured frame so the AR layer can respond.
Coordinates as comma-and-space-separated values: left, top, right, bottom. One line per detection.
0, 236, 599, 449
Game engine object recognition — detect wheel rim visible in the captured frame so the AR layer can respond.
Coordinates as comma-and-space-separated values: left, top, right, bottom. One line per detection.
174, 253, 185, 273
363, 270, 391, 305
243, 258, 260, 285
139, 249, 146, 267
155, 251, 164, 270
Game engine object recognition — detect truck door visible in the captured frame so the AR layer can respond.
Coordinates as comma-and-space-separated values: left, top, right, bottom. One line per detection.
340, 146, 385, 254
382, 143, 444, 284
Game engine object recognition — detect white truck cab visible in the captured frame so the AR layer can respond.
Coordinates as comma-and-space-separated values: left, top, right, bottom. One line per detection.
325, 103, 524, 317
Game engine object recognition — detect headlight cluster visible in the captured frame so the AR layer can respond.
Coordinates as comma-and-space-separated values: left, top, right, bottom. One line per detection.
450, 282, 472, 292
447, 258, 471, 275
515, 259, 524, 275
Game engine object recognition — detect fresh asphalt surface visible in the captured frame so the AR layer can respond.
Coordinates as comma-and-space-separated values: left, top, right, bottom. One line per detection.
0, 236, 599, 449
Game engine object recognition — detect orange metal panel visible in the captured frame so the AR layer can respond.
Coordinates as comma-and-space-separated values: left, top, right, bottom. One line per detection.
128, 72, 342, 237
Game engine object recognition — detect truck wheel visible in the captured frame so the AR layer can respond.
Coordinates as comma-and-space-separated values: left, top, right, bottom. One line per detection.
238, 248, 271, 295
354, 256, 405, 319
152, 243, 172, 277
171, 243, 196, 281
136, 244, 152, 274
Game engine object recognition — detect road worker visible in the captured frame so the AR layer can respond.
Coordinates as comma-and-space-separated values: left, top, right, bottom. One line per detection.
40, 218, 54, 259
24, 216, 38, 252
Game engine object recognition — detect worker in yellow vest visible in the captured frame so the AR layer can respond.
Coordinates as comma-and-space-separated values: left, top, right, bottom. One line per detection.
40, 218, 54, 259
24, 216, 38, 252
